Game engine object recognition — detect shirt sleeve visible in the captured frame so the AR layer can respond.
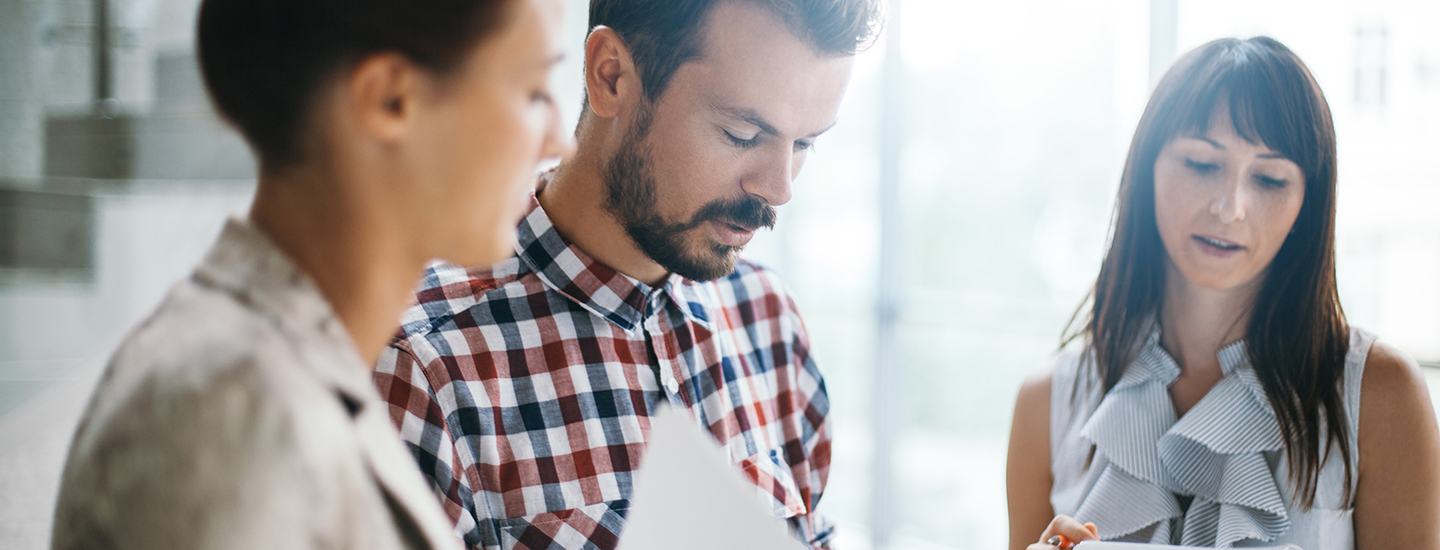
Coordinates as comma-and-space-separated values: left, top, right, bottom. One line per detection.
782, 292, 836, 549
375, 342, 490, 549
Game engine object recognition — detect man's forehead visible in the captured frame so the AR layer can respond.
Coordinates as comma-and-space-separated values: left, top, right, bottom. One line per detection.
664, 2, 851, 134
689, 0, 817, 63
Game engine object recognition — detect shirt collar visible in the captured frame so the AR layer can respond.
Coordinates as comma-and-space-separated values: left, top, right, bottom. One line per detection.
1122, 320, 1250, 390
516, 200, 716, 333
1076, 317, 1288, 545
191, 218, 375, 407
664, 277, 713, 326
513, 202, 650, 332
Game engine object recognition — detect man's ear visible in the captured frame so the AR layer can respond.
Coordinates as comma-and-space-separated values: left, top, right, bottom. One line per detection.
347, 53, 423, 143
584, 27, 639, 120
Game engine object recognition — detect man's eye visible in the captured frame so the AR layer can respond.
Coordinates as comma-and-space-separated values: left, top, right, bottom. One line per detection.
724, 130, 761, 149
531, 91, 554, 105
795, 140, 815, 152
1184, 158, 1220, 173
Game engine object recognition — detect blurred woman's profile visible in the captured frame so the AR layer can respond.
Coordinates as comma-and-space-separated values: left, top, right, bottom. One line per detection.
1006, 36, 1440, 550
49, 0, 572, 548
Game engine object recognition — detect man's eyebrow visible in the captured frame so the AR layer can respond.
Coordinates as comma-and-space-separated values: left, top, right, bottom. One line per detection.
712, 104, 781, 137
711, 103, 840, 139
808, 120, 839, 139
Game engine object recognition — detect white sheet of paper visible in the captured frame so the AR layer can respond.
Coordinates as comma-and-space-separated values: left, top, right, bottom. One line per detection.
1075, 542, 1301, 550
615, 404, 804, 550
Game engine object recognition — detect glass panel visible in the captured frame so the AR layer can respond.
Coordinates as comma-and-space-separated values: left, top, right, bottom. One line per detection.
1176, 0, 1440, 362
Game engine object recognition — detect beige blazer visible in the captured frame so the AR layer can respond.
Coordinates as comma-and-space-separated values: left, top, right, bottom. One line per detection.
51, 219, 462, 550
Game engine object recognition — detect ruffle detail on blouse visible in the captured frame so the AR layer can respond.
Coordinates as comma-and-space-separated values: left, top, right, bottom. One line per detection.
1075, 329, 1290, 547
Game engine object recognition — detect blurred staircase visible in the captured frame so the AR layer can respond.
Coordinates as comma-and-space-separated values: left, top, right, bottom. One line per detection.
3, 46, 253, 276
42, 50, 254, 181
1, 4, 255, 423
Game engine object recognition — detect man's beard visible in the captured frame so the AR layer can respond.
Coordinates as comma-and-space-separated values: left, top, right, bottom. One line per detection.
601, 104, 777, 282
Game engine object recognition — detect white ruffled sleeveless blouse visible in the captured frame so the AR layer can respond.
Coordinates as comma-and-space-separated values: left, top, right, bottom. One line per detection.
1049, 325, 1374, 550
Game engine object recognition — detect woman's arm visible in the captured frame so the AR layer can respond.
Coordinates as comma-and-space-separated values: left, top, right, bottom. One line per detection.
1008, 369, 1057, 550
1353, 341, 1440, 550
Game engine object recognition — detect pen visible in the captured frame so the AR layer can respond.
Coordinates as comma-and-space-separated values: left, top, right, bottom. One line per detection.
1047, 522, 1098, 549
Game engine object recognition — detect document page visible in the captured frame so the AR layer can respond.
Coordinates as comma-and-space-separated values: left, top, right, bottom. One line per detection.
1076, 542, 1301, 550
615, 405, 804, 550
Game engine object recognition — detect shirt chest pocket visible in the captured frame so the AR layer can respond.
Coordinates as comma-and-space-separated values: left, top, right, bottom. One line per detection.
736, 448, 809, 520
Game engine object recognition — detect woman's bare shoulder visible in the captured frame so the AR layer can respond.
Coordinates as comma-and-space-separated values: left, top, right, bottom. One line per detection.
1016, 366, 1054, 409
1358, 338, 1437, 456
1361, 340, 1428, 404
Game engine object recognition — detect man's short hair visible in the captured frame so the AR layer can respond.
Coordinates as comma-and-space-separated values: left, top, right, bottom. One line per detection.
589, 0, 882, 104
197, 0, 513, 170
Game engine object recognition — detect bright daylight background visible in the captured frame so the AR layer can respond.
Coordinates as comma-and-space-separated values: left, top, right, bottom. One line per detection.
0, 0, 1437, 549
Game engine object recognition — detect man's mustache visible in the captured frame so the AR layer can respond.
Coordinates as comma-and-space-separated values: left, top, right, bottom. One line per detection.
685, 195, 778, 232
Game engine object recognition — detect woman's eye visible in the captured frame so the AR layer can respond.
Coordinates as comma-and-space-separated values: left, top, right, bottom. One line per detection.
1184, 158, 1220, 174
724, 130, 762, 149
1255, 174, 1287, 188
794, 140, 815, 152
531, 91, 554, 105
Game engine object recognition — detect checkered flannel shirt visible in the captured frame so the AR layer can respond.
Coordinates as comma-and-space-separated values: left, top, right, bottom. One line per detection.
373, 199, 834, 550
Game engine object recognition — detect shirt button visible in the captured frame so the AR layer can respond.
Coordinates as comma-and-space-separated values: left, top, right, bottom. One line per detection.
664, 377, 680, 394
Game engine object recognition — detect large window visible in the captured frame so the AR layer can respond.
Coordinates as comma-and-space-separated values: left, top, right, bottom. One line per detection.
741, 1, 1440, 549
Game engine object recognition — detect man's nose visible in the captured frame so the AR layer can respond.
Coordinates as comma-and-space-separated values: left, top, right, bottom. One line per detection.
741, 144, 795, 207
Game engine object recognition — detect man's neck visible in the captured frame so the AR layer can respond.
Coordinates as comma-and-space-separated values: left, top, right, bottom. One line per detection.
249, 166, 424, 366
539, 154, 670, 287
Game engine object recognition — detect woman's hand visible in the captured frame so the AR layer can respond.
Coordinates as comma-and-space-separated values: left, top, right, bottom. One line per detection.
1026, 515, 1099, 550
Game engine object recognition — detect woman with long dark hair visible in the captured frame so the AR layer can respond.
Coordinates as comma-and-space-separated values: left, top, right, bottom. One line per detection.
1006, 37, 1440, 550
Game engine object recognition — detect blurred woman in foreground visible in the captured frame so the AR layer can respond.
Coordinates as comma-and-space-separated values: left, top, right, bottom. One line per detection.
1007, 37, 1440, 550
51, 0, 572, 547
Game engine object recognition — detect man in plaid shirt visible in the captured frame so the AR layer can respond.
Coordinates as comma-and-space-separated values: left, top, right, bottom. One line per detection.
374, 1, 880, 548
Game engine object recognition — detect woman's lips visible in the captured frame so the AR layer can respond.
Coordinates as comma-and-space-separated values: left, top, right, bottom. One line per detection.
710, 219, 756, 248
1192, 234, 1245, 258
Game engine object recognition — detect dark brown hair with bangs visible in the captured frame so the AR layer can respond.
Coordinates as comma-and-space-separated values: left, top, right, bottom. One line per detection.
1064, 36, 1350, 508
